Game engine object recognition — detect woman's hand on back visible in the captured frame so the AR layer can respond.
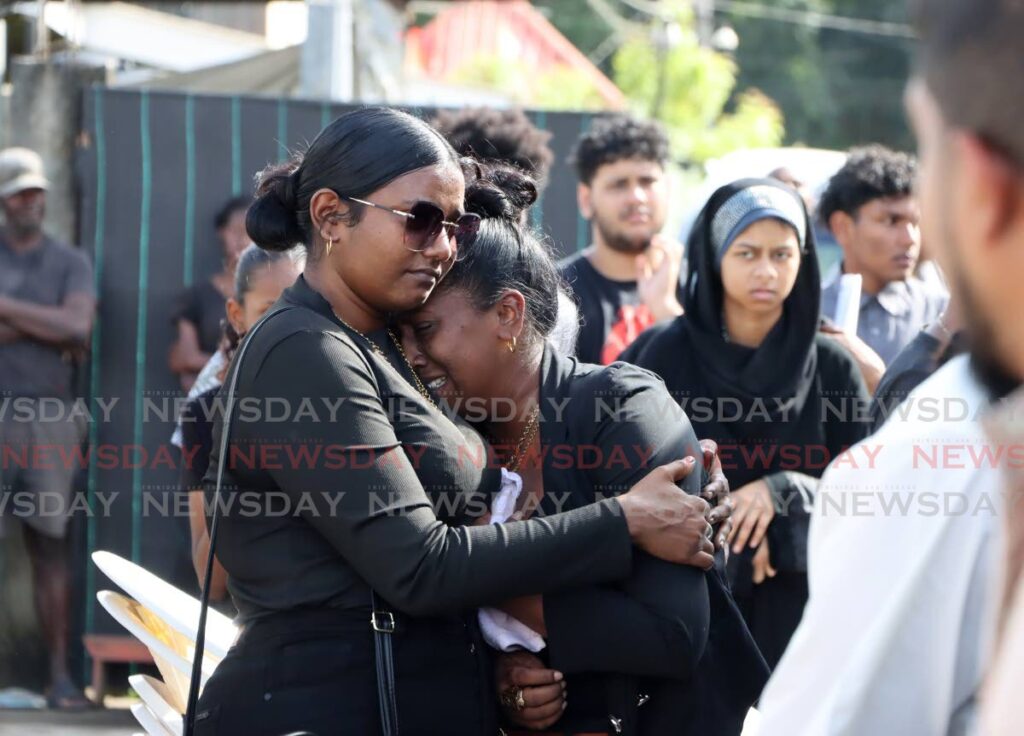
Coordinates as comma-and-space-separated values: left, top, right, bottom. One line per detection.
617, 458, 716, 569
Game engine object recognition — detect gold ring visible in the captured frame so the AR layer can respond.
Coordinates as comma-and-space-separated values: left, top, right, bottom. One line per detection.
501, 686, 527, 712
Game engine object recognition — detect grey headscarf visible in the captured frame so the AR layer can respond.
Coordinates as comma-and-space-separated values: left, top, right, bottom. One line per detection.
709, 184, 807, 270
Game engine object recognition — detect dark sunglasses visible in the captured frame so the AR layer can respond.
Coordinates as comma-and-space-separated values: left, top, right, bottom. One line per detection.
343, 196, 481, 260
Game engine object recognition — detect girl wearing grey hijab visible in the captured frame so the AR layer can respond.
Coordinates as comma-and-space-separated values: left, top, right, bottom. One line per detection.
623, 178, 871, 669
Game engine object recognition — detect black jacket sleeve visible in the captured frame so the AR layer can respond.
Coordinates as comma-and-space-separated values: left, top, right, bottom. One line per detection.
227, 330, 634, 617
766, 338, 872, 572
543, 364, 709, 680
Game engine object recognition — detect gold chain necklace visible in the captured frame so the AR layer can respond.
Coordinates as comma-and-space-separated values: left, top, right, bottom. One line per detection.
331, 310, 386, 358
387, 328, 438, 411
500, 405, 541, 474
332, 311, 438, 410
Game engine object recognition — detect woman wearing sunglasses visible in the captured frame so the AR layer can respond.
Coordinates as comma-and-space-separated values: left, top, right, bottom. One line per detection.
193, 107, 729, 735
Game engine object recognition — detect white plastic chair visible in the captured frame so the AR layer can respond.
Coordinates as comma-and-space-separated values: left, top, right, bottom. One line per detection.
92, 550, 238, 660
97, 590, 217, 709
130, 674, 184, 735
131, 702, 176, 736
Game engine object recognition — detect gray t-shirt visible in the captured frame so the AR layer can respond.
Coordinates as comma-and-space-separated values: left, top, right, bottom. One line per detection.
821, 270, 947, 366
0, 234, 95, 398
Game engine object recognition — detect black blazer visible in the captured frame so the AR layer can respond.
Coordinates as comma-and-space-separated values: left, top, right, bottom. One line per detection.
531, 347, 769, 736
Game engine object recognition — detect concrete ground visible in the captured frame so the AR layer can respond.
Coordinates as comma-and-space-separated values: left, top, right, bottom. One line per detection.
0, 708, 138, 735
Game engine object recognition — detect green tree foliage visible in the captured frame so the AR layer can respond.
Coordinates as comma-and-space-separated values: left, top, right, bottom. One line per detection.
533, 0, 617, 60
724, 0, 914, 150
442, 0, 787, 163
611, 2, 785, 162
447, 55, 608, 111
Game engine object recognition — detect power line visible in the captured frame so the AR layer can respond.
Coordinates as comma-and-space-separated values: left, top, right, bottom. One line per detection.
615, 0, 916, 40
715, 1, 915, 39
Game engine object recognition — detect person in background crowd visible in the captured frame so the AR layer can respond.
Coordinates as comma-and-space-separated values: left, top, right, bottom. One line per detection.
399, 165, 759, 736
869, 294, 966, 432
179, 244, 302, 602
819, 145, 947, 365
767, 166, 814, 212
430, 112, 580, 353
432, 107, 555, 192
757, 10, 1014, 719
622, 178, 871, 669
560, 114, 686, 364
768, 163, 890, 392
169, 196, 251, 391
898, 1, 1024, 733
0, 147, 95, 710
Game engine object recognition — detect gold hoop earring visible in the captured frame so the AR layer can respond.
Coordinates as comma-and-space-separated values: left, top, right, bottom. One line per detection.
507, 336, 517, 353
325, 237, 333, 257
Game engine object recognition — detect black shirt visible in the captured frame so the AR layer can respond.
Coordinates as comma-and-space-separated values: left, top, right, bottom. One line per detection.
173, 279, 226, 355
202, 275, 634, 622
622, 324, 871, 668
559, 252, 685, 365
179, 386, 220, 492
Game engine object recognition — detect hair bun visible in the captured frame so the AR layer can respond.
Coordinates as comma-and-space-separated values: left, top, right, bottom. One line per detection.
246, 161, 305, 252
464, 162, 538, 222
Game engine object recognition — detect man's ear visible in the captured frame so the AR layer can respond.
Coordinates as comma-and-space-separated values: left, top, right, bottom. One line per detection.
828, 210, 855, 251
494, 290, 527, 341
577, 183, 593, 220
952, 132, 1024, 248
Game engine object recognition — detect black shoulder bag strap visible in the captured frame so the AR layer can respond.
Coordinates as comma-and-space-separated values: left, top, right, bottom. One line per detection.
182, 305, 400, 736
372, 591, 400, 735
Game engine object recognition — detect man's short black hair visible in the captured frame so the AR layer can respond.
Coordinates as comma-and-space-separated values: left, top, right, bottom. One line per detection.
214, 196, 251, 230
912, 0, 1024, 167
432, 107, 554, 186
570, 114, 671, 186
818, 145, 917, 226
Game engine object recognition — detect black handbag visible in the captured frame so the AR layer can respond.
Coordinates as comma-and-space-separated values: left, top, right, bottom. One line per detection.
182, 305, 401, 736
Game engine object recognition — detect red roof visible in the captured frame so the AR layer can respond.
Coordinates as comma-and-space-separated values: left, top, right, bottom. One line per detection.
406, 0, 625, 109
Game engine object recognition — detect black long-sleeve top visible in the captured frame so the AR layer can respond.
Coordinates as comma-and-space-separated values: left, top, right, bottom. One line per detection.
202, 276, 635, 622
527, 347, 765, 735
534, 349, 708, 676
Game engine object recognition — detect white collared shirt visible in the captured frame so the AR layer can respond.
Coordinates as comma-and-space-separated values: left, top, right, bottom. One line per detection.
758, 355, 1001, 736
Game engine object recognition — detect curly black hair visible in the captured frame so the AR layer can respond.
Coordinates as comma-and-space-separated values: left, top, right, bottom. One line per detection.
431, 107, 554, 187
569, 114, 671, 185
818, 145, 917, 226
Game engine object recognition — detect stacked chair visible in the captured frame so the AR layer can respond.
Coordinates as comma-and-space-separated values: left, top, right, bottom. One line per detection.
93, 549, 764, 736
92, 551, 238, 736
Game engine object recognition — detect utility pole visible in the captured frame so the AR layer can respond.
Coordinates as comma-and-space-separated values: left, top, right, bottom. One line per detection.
300, 0, 356, 101
35, 0, 50, 57
694, 0, 715, 47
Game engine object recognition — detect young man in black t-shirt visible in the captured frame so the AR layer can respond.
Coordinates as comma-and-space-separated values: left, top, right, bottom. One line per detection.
560, 115, 685, 364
